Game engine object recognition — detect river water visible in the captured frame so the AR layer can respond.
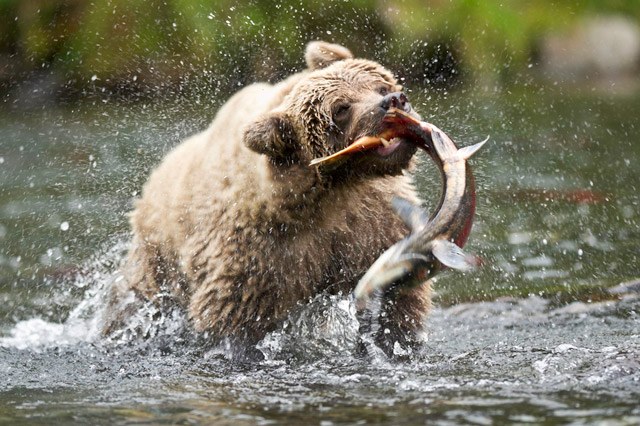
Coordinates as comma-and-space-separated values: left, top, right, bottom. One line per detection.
0, 85, 638, 424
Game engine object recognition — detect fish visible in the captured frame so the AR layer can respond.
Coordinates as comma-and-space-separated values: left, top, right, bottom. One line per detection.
310, 109, 486, 307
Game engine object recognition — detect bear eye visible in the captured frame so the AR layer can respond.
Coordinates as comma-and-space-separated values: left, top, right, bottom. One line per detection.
332, 103, 351, 124
377, 86, 389, 96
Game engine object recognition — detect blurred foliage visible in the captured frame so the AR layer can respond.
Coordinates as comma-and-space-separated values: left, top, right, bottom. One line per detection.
390, 0, 640, 81
1, 0, 639, 99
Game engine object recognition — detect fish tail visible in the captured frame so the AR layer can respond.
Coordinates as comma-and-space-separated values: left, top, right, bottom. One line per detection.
458, 136, 489, 160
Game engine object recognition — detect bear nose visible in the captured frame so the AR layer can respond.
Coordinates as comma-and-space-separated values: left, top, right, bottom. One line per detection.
380, 92, 411, 112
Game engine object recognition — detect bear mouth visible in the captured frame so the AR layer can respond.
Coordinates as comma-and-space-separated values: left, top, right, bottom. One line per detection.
309, 109, 423, 168
309, 135, 404, 167
375, 137, 406, 156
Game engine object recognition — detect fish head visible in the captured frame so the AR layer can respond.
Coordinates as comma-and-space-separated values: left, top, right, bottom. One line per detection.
353, 239, 438, 309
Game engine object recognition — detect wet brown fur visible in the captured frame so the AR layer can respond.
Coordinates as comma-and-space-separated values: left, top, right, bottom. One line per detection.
104, 42, 432, 352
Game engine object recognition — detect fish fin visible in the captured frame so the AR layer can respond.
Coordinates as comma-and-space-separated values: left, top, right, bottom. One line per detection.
391, 196, 430, 233
309, 154, 345, 169
458, 136, 489, 160
431, 239, 478, 272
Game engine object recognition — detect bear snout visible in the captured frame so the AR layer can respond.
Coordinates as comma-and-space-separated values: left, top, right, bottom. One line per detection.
380, 92, 412, 113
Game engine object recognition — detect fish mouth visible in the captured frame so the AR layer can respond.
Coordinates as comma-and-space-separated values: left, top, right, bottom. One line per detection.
309, 109, 429, 167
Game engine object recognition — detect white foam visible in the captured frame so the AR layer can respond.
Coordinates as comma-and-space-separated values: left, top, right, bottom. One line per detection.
0, 240, 127, 351
0, 316, 96, 351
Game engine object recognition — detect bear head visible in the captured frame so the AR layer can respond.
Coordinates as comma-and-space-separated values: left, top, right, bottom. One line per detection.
244, 41, 420, 186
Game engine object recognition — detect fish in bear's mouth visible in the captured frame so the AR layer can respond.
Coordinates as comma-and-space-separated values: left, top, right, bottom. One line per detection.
309, 110, 424, 167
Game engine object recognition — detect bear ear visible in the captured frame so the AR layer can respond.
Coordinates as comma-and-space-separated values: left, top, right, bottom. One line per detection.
305, 41, 353, 70
244, 112, 298, 159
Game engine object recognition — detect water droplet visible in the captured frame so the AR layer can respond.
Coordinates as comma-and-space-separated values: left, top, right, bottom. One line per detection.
508, 231, 532, 245
60, 221, 69, 231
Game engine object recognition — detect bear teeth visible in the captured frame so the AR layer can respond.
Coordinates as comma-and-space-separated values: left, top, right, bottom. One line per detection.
380, 137, 390, 147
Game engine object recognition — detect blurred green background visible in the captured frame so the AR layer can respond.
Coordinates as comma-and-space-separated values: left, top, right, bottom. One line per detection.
2, 0, 640, 102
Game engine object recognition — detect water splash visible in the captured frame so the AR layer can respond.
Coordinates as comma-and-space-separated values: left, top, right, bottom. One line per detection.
1, 241, 375, 362
257, 293, 361, 361
0, 239, 127, 351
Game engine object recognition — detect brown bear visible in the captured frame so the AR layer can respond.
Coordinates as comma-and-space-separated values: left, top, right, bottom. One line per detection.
104, 41, 431, 355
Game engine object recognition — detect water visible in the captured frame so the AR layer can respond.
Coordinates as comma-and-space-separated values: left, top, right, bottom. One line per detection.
1, 85, 639, 424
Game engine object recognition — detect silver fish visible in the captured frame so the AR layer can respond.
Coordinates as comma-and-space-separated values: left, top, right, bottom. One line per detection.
351, 110, 487, 307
